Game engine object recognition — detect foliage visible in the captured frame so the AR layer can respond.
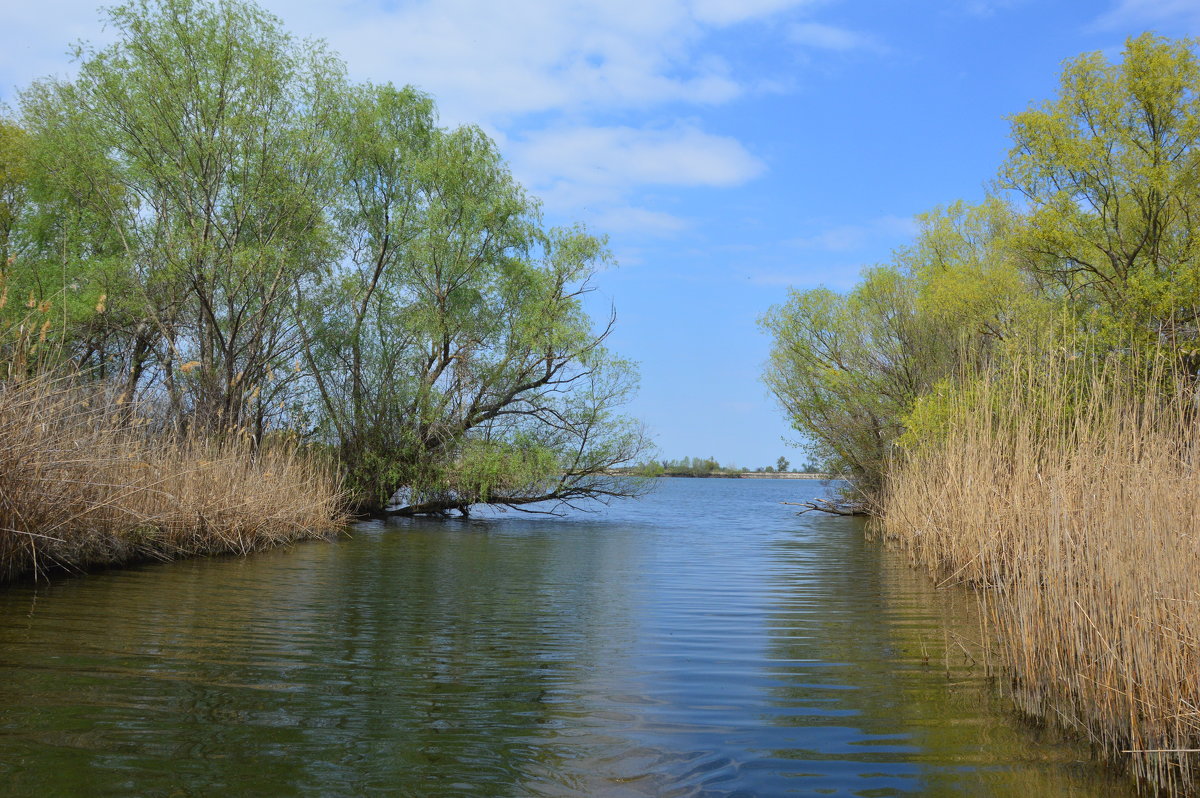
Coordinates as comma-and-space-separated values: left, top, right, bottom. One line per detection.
763, 37, 1200, 792
761, 197, 1045, 498
17, 0, 344, 432
1001, 33, 1200, 346
4, 0, 650, 517
658, 455, 730, 476
295, 81, 650, 512
0, 120, 29, 267
768, 199, 1041, 494
764, 36, 1200, 502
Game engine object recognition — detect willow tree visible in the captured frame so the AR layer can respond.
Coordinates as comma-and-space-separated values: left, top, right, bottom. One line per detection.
0, 121, 28, 269
761, 199, 1042, 499
1002, 33, 1200, 345
10, 0, 652, 516
19, 0, 343, 433
301, 84, 651, 515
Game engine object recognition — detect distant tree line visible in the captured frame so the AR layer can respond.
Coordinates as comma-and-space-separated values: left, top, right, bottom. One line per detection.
636, 455, 819, 477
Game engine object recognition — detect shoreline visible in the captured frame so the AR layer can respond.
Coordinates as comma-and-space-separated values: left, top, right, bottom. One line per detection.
658, 472, 834, 479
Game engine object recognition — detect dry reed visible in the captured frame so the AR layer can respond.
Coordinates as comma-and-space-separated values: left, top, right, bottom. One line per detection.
0, 374, 346, 582
882, 352, 1200, 794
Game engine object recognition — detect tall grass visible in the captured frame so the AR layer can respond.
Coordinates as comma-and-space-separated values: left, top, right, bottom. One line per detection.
0, 374, 345, 582
882, 351, 1200, 793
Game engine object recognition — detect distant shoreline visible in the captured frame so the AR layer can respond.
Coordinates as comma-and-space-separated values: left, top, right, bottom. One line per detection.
660, 472, 834, 480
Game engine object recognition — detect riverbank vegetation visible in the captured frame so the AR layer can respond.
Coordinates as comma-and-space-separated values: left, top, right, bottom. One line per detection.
884, 351, 1200, 792
0, 373, 343, 582
763, 34, 1200, 793
0, 0, 649, 578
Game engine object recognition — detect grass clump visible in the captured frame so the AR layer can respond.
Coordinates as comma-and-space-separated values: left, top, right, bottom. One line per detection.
0, 374, 345, 582
882, 350, 1200, 793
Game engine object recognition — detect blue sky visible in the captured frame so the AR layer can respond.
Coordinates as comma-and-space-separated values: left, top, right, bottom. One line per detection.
3, 0, 1200, 469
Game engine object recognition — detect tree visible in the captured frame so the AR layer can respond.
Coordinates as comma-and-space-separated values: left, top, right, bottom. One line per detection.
9, 0, 652, 517
300, 83, 651, 515
1001, 33, 1200, 346
20, 0, 344, 433
762, 267, 930, 496
776, 456, 790, 473
0, 120, 28, 269
761, 200, 1043, 500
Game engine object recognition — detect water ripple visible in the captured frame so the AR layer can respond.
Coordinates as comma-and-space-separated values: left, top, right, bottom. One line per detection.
0, 478, 1129, 796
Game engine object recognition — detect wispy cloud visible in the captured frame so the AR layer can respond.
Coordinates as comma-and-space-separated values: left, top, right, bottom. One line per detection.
691, 0, 823, 26
789, 22, 883, 52
741, 214, 917, 289
508, 123, 764, 233
294, 0, 827, 125
962, 0, 1029, 18
0, 0, 880, 239
1089, 0, 1200, 31
788, 214, 917, 252
589, 207, 691, 235
511, 124, 765, 194
2, 0, 799, 119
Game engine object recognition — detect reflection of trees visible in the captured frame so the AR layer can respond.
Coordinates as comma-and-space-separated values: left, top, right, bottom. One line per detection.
761, 517, 1131, 797
0, 520, 640, 797
0, 493, 1135, 798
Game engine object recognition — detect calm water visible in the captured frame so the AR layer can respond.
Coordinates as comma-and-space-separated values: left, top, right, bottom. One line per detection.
0, 478, 1129, 797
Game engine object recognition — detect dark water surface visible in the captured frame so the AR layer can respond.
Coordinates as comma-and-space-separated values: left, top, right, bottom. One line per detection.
0, 478, 1129, 796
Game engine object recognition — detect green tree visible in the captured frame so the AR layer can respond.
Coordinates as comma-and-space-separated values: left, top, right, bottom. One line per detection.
761, 269, 917, 496
0, 120, 28, 269
300, 84, 651, 515
20, 0, 343, 433
8, 0, 652, 517
776, 456, 790, 473
1001, 33, 1200, 345
761, 200, 1043, 499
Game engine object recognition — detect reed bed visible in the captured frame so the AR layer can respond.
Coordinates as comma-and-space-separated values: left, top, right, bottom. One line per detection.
0, 374, 345, 582
882, 353, 1200, 794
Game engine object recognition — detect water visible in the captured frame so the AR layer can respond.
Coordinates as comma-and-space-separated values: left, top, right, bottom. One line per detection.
0, 478, 1129, 796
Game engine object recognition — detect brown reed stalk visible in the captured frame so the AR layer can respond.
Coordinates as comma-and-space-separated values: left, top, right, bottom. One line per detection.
882, 349, 1200, 794
0, 373, 346, 582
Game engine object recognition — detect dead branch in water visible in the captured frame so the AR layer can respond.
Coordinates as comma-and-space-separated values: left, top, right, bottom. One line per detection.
782, 499, 867, 516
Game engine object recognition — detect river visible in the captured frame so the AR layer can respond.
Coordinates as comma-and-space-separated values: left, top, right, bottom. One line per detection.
0, 478, 1129, 796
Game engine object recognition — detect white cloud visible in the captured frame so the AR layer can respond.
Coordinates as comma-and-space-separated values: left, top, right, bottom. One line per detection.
0, 0, 853, 121
293, 0, 783, 124
1090, 0, 1200, 30
789, 22, 881, 52
508, 123, 763, 234
690, 0, 822, 26
511, 124, 765, 193
0, 0, 878, 239
589, 207, 691, 234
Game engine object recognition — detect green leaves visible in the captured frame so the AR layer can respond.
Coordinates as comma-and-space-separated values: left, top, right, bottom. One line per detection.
765, 34, 1200, 504
761, 198, 1051, 496
1001, 33, 1200, 344
292, 70, 644, 514
5, 0, 649, 515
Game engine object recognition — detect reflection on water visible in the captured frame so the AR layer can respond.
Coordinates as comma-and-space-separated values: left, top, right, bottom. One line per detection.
0, 479, 1128, 796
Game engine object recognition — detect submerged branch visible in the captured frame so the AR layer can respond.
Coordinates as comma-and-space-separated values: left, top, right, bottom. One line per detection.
782, 499, 867, 517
